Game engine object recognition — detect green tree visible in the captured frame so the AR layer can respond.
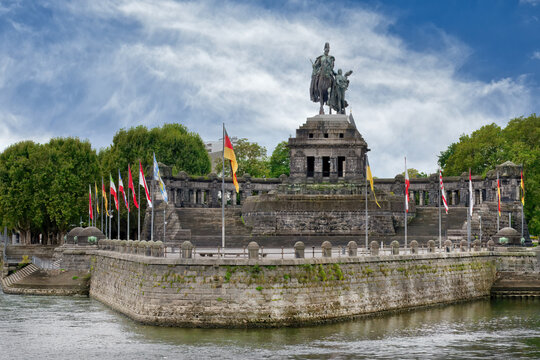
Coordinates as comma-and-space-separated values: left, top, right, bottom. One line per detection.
401, 168, 428, 178
269, 141, 290, 178
215, 138, 270, 178
0, 141, 42, 244
438, 114, 539, 234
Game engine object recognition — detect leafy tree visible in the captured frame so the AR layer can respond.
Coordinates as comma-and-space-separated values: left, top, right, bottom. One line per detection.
215, 138, 270, 178
438, 114, 539, 234
269, 141, 290, 178
401, 168, 428, 178
0, 141, 42, 244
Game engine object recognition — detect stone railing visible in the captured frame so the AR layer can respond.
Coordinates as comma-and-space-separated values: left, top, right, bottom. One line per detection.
98, 239, 165, 257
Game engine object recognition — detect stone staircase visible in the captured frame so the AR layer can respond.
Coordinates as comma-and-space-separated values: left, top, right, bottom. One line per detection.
390, 207, 468, 244
1, 264, 39, 288
175, 208, 252, 247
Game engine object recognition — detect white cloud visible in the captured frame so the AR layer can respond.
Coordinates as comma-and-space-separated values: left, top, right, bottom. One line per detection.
520, 0, 540, 6
532, 51, 540, 59
0, 0, 535, 177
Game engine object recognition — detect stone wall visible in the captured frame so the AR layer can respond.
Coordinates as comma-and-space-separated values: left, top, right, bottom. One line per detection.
88, 251, 537, 328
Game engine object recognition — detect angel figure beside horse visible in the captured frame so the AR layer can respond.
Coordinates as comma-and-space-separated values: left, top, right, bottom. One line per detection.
310, 42, 352, 115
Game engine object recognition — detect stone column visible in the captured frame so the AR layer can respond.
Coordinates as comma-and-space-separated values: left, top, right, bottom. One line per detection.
232, 191, 237, 206
247, 241, 259, 259
419, 190, 424, 206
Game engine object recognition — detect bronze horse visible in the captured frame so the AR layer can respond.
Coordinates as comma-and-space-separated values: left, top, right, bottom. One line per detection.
310, 43, 336, 115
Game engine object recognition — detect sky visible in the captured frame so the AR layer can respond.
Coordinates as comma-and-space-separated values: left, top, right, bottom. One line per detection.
0, 0, 539, 177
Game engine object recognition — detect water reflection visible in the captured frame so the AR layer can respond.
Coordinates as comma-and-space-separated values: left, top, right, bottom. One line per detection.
1, 288, 539, 359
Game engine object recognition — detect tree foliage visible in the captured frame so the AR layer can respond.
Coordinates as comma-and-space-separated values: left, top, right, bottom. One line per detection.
215, 138, 270, 178
269, 141, 290, 178
438, 114, 539, 234
401, 168, 428, 178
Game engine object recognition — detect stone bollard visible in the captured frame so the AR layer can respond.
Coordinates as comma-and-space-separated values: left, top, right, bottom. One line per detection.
181, 241, 194, 259
294, 241, 305, 259
444, 240, 453, 253
132, 241, 140, 254
113, 239, 121, 252
427, 240, 436, 253
120, 240, 127, 253
391, 240, 400, 255
473, 239, 481, 252
155, 241, 164, 257
410, 240, 419, 255
347, 241, 358, 257
145, 241, 153, 256
126, 241, 132, 254
247, 241, 260, 259
321, 241, 332, 257
370, 241, 379, 256
460, 240, 468, 252
98, 239, 105, 250
139, 241, 147, 255
487, 239, 495, 251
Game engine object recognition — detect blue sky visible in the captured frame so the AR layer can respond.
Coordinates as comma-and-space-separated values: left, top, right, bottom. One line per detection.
0, 0, 538, 177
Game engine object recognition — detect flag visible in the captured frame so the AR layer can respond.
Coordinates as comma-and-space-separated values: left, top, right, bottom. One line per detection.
89, 185, 93, 221
439, 168, 448, 214
128, 164, 139, 209
497, 173, 501, 216
223, 126, 239, 193
102, 178, 109, 217
95, 182, 99, 214
119, 170, 130, 212
110, 174, 119, 210
520, 169, 525, 206
365, 156, 380, 208
469, 169, 474, 217
153, 153, 169, 203
404, 157, 410, 213
139, 160, 152, 208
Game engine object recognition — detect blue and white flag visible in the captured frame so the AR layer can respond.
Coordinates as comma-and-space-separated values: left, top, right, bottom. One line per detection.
153, 153, 168, 203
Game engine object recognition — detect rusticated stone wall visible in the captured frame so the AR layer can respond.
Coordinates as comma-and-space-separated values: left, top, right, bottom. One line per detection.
88, 251, 537, 328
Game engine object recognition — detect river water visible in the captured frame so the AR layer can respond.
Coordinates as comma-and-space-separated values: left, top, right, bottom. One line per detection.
1, 289, 539, 359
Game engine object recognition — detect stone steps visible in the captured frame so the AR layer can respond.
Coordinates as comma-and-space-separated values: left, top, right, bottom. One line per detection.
395, 207, 468, 237
1, 264, 39, 288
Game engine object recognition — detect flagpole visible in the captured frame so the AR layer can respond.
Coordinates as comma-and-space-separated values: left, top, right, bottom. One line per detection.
438, 169, 442, 249
109, 185, 111, 239
118, 170, 121, 240
404, 157, 407, 249
467, 169, 471, 250
88, 186, 91, 227
163, 207, 166, 242
151, 176, 154, 242
365, 155, 368, 251
521, 166, 524, 240
127, 175, 130, 241
497, 172, 500, 232
222, 123, 225, 249
138, 166, 141, 241
101, 178, 104, 232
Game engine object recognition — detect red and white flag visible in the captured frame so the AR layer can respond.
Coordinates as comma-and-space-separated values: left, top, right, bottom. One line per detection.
139, 161, 152, 208
128, 164, 139, 209
110, 174, 118, 211
405, 157, 410, 213
469, 169, 474, 217
89, 185, 93, 220
497, 172, 501, 216
439, 168, 448, 214
119, 171, 129, 212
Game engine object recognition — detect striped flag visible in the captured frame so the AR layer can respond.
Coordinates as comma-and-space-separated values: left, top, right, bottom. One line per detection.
223, 126, 239, 193
119, 170, 129, 212
128, 164, 139, 209
404, 157, 410, 213
102, 177, 109, 217
110, 174, 119, 210
139, 160, 152, 208
439, 168, 448, 214
89, 185, 93, 220
520, 169, 525, 206
95, 182, 99, 214
365, 155, 381, 208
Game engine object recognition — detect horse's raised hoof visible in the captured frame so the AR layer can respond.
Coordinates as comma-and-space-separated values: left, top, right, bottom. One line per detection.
319, 108, 324, 115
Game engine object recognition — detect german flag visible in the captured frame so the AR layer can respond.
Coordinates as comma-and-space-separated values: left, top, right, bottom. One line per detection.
223, 127, 239, 193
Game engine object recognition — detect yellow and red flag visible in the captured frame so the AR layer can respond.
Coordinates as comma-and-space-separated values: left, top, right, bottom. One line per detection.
102, 177, 109, 217
520, 169, 525, 206
497, 175, 501, 216
223, 127, 239, 193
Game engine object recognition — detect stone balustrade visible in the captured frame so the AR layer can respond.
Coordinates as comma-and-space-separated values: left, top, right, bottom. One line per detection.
98, 239, 165, 257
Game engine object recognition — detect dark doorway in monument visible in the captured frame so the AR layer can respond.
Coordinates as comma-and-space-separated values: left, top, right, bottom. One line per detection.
482, 189, 486, 202
307, 157, 315, 177
322, 157, 330, 177
338, 156, 345, 177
